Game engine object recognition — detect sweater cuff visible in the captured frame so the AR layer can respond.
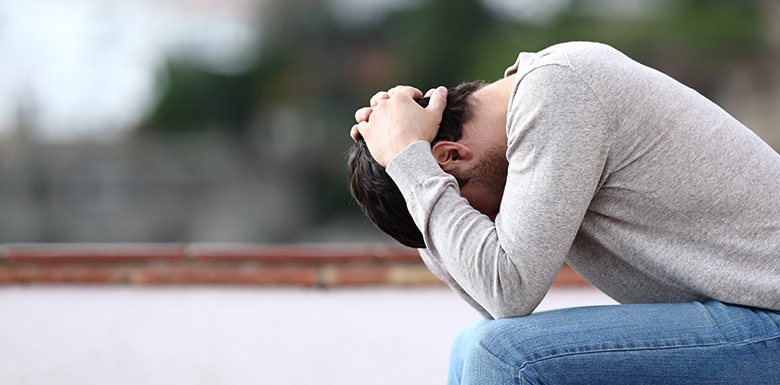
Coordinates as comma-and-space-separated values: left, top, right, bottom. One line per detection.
386, 141, 447, 191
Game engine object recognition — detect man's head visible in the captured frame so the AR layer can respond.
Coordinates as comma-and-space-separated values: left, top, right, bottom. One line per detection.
348, 80, 508, 248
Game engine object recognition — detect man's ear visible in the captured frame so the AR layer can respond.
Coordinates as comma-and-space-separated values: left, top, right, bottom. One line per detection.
431, 141, 473, 172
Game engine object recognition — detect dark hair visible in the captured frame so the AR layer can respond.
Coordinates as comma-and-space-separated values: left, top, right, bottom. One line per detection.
347, 81, 485, 248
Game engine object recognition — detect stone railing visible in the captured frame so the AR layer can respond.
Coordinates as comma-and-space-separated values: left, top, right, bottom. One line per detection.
0, 243, 589, 287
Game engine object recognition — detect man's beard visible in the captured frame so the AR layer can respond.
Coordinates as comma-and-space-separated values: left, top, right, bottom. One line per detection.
460, 145, 509, 197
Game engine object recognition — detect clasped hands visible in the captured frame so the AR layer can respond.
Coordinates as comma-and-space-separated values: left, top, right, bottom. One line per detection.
350, 85, 448, 167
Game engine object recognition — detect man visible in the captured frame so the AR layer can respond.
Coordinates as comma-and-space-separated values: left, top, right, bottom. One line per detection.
348, 41, 780, 384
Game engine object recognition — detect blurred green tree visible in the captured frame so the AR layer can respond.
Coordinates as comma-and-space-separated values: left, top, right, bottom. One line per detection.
142, 0, 767, 135
136, 0, 770, 240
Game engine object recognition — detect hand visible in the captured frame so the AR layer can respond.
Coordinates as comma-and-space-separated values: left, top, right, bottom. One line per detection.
350, 85, 409, 141
350, 85, 447, 167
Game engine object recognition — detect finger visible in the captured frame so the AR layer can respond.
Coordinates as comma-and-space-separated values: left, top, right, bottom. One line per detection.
386, 85, 402, 96
425, 86, 448, 113
424, 88, 436, 98
350, 124, 361, 142
388, 85, 423, 99
354, 107, 372, 123
370, 91, 389, 108
392, 86, 424, 100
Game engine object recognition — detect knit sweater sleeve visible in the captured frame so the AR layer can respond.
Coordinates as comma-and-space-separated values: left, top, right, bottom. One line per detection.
386, 63, 611, 319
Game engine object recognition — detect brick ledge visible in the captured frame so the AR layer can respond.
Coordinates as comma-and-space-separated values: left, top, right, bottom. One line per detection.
0, 243, 590, 287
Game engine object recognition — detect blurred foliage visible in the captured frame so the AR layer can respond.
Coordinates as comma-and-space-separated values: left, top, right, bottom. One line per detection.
144, 65, 257, 135
142, 0, 767, 135
137, 0, 770, 231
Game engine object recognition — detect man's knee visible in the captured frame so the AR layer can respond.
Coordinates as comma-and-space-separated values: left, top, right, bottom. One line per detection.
452, 318, 539, 365
449, 318, 541, 385
450, 320, 490, 363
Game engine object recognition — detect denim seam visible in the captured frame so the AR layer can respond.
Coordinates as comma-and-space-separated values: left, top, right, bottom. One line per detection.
474, 339, 733, 384
517, 335, 780, 384
520, 341, 721, 367
482, 338, 734, 384
701, 303, 780, 345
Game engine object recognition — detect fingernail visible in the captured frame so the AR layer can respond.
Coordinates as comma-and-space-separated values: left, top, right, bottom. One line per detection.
437, 86, 447, 96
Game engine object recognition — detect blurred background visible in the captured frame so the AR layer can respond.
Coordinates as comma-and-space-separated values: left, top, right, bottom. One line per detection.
0, 0, 778, 245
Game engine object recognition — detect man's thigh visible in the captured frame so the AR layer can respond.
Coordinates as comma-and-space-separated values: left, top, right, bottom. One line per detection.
450, 301, 780, 385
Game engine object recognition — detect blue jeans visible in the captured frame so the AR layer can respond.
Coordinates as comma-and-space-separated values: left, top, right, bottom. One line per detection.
448, 301, 780, 384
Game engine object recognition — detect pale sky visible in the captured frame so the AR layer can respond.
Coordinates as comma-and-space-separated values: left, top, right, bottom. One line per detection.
0, 0, 260, 142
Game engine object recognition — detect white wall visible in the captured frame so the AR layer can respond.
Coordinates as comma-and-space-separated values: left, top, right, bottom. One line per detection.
0, 286, 615, 385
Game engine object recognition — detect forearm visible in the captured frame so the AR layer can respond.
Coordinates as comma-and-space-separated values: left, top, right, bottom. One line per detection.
387, 143, 556, 318
417, 248, 494, 319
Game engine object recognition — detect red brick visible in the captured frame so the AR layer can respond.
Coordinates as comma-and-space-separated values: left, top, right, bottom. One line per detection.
187, 243, 423, 265
129, 265, 318, 286
370, 246, 422, 263
320, 265, 391, 287
387, 265, 444, 286
188, 243, 378, 264
4, 243, 186, 263
0, 266, 125, 284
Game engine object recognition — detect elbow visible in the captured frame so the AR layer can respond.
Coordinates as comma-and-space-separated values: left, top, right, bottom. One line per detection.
487, 306, 535, 320
480, 295, 539, 319
479, 270, 547, 319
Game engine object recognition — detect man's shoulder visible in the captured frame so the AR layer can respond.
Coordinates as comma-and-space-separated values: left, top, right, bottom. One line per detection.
542, 41, 617, 54
506, 41, 626, 78
539, 41, 626, 70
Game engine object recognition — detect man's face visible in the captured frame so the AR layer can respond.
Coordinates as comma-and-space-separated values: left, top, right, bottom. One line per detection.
456, 145, 508, 221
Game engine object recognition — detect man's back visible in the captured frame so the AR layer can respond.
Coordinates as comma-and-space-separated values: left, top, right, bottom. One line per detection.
507, 42, 780, 309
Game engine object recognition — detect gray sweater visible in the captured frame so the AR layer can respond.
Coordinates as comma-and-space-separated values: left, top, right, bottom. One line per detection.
386, 42, 780, 319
